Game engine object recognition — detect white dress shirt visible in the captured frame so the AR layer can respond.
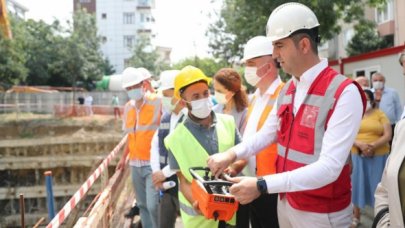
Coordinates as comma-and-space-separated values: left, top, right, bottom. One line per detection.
242, 77, 282, 176
150, 109, 187, 176
234, 59, 363, 193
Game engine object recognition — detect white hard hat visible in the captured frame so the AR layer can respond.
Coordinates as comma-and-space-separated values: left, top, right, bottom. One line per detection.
137, 67, 152, 80
242, 36, 273, 62
159, 70, 180, 91
121, 67, 144, 89
266, 2, 319, 42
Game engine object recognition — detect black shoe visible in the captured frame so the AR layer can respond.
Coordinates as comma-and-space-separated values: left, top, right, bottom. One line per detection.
125, 205, 140, 218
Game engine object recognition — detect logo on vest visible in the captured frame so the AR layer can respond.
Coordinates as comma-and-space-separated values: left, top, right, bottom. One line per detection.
300, 105, 319, 128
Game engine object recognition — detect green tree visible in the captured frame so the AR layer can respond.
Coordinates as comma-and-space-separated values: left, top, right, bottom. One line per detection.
128, 35, 169, 76
0, 17, 27, 88
346, 19, 391, 56
208, 0, 386, 63
172, 57, 229, 78
22, 19, 63, 85
50, 9, 105, 90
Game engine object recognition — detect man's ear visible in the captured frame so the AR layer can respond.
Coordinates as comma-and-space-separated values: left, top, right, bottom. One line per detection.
300, 37, 311, 54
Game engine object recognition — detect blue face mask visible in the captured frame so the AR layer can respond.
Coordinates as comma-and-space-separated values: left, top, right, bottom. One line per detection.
127, 88, 144, 100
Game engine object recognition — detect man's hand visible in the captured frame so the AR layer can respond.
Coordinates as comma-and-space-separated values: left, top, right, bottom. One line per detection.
227, 176, 261, 205
192, 201, 202, 215
152, 171, 166, 189
207, 150, 237, 178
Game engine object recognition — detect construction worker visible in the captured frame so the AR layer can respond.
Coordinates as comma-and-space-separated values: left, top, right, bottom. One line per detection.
234, 35, 283, 228
150, 70, 185, 228
207, 2, 366, 227
119, 67, 161, 228
164, 65, 242, 228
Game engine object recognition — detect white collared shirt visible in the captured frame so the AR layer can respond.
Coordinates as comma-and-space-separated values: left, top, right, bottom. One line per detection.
243, 77, 282, 176
150, 109, 187, 175
234, 58, 363, 193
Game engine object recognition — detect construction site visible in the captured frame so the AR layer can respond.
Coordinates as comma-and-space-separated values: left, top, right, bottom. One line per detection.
0, 109, 137, 227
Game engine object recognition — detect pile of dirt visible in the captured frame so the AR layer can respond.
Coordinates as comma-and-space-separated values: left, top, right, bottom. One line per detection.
0, 113, 123, 140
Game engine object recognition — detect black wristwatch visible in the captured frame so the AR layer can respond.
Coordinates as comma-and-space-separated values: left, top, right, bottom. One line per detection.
256, 177, 267, 194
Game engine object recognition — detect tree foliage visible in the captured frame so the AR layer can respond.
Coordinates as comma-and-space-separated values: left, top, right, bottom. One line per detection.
128, 35, 169, 76
207, 0, 386, 63
172, 57, 230, 78
0, 9, 114, 90
346, 19, 391, 56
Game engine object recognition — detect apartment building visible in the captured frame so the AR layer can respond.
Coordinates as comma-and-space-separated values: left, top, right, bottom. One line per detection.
74, 0, 156, 73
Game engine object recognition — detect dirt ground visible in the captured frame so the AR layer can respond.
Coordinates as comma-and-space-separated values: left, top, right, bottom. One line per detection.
0, 112, 123, 141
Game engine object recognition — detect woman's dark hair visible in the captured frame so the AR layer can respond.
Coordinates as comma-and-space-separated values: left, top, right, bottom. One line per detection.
214, 68, 248, 112
363, 89, 376, 109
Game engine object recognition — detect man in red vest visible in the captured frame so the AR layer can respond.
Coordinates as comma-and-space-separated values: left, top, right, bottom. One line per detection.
208, 2, 366, 227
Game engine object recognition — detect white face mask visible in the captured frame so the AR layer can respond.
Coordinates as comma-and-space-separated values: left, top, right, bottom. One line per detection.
214, 91, 229, 104
127, 88, 144, 100
366, 101, 372, 111
372, 81, 384, 90
244, 66, 261, 86
188, 97, 212, 119
161, 96, 177, 114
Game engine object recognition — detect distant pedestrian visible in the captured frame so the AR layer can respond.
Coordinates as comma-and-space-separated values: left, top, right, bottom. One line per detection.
111, 94, 121, 119
84, 94, 93, 116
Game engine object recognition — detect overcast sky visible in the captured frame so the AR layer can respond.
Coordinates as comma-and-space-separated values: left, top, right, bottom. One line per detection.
16, 0, 219, 62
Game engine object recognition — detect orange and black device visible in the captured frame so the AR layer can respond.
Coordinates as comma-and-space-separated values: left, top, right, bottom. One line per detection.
189, 167, 238, 222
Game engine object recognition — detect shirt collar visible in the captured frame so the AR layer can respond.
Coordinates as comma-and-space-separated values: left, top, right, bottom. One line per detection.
292, 58, 328, 86
254, 76, 282, 97
184, 111, 217, 128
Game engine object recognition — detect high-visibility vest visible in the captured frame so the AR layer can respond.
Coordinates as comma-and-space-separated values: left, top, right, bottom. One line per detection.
164, 113, 236, 228
245, 82, 284, 176
276, 66, 366, 213
123, 95, 161, 161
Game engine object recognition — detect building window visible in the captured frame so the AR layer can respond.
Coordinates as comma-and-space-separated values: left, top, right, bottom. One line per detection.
123, 13, 135, 24
138, 0, 150, 6
101, 13, 107, 19
101, 36, 107, 43
123, 35, 135, 48
376, 0, 393, 24
344, 28, 354, 46
80, 0, 91, 3
140, 13, 145, 22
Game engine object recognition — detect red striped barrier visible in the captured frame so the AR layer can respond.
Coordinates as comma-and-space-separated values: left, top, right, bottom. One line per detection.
47, 134, 128, 228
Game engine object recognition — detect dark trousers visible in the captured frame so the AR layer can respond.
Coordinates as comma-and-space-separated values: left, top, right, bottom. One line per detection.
235, 193, 279, 228
389, 124, 396, 148
158, 192, 179, 228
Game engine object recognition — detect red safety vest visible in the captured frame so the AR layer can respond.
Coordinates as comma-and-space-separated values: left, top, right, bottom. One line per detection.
245, 83, 284, 176
276, 67, 365, 213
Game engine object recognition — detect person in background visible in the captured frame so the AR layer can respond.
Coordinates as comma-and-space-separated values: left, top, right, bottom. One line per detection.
350, 89, 392, 227
164, 66, 242, 228
213, 68, 248, 133
399, 51, 405, 120
371, 72, 402, 145
207, 2, 366, 227
355, 76, 370, 90
111, 94, 121, 120
150, 70, 184, 228
84, 94, 93, 116
118, 67, 161, 228
374, 119, 405, 227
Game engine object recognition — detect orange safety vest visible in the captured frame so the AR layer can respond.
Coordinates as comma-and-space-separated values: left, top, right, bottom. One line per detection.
245, 82, 284, 176
123, 94, 161, 161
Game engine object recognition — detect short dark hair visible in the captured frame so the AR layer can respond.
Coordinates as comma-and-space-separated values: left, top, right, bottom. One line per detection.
399, 52, 405, 66
290, 28, 319, 54
363, 89, 376, 108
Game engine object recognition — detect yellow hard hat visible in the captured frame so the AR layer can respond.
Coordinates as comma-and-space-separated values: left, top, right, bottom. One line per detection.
174, 65, 212, 99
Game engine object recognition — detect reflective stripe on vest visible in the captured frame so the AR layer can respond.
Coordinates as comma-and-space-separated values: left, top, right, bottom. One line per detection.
277, 73, 346, 165
124, 96, 161, 161
276, 66, 361, 213
245, 83, 284, 176
164, 113, 236, 227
